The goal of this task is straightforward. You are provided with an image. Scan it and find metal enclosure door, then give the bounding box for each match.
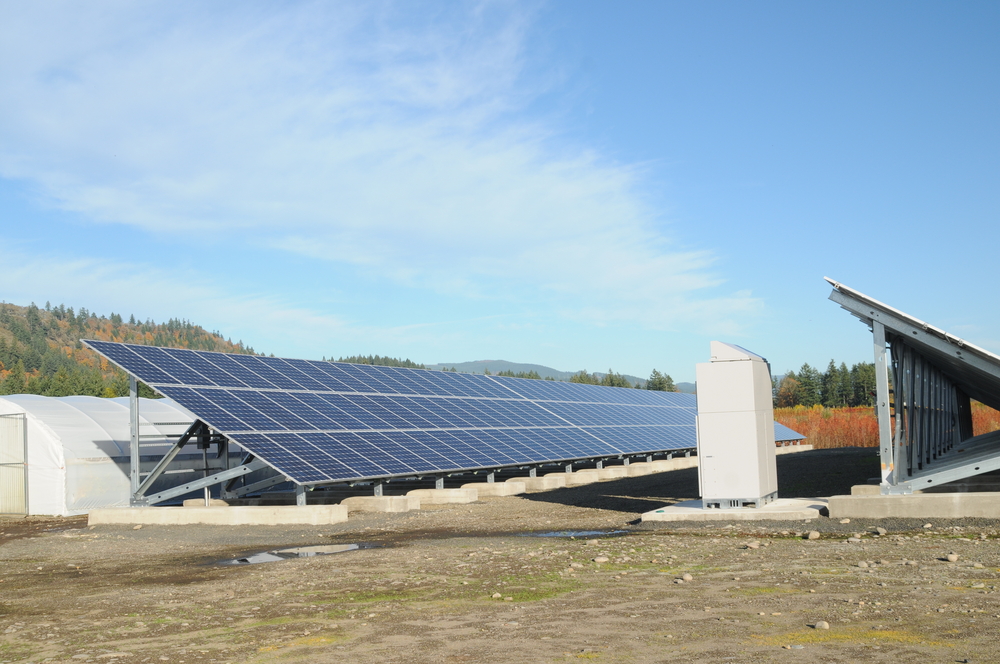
[0,413,28,515]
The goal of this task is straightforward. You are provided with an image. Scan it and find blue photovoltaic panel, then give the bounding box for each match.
[83,340,804,485]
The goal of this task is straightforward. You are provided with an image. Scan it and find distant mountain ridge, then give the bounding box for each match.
[428,359,695,392]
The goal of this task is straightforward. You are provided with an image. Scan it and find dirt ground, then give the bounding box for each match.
[3,448,1000,663]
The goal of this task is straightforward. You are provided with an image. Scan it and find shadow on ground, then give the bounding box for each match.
[517,448,880,515]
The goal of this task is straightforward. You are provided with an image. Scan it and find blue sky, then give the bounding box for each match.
[1,1,997,382]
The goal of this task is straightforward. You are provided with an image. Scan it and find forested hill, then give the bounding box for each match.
[0,302,258,397]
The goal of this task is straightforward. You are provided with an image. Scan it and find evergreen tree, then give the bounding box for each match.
[646,369,677,392]
[599,369,632,388]
[569,370,600,385]
[850,362,877,407]
[796,363,822,407]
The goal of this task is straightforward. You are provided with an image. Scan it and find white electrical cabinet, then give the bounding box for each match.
[696,341,778,508]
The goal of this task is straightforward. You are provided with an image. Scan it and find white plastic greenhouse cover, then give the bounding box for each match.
[0,395,196,516]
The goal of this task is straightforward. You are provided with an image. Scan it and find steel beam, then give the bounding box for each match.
[224,472,290,498]
[129,376,140,501]
[141,459,267,505]
[872,321,894,486]
[133,421,205,499]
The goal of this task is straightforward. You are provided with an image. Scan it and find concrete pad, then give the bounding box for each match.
[776,444,814,455]
[182,498,229,507]
[406,488,478,504]
[516,475,567,492]
[461,481,525,497]
[828,492,1000,519]
[563,469,601,486]
[88,505,348,526]
[641,498,827,522]
[625,463,654,477]
[596,466,629,481]
[340,496,419,513]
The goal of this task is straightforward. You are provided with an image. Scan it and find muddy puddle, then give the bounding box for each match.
[220,542,380,565]
[519,529,631,539]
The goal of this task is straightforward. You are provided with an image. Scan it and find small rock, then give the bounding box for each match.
[858,561,869,568]
[585,539,599,546]
[906,561,918,567]
[807,531,820,540]
[682,573,693,582]
[876,527,887,536]
[570,562,584,568]
[593,556,609,563]
[771,612,782,616]
[132,524,143,530]
[972,583,985,589]
[745,541,760,550]
[947,553,959,563]
[814,621,830,630]
[491,592,502,599]
[674,579,684,584]
[847,537,862,544]
[923,523,933,529]
[973,563,984,569]
[504,597,513,601]
[839,518,851,524]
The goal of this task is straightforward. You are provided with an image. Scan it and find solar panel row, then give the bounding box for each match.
[84,340,800,487]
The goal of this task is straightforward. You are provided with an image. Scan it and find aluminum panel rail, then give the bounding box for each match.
[827,278,1000,493]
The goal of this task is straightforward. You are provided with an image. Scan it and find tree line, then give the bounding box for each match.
[0,302,257,398]
[775,360,877,408]
[569,368,677,391]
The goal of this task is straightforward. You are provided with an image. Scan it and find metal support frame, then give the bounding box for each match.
[528,467,537,478]
[295,484,307,506]
[829,278,1000,493]
[486,471,495,483]
[564,463,573,473]
[224,472,289,499]
[373,480,384,497]
[873,321,894,486]
[133,420,207,502]
[141,459,268,505]
[435,476,445,490]
[129,377,140,498]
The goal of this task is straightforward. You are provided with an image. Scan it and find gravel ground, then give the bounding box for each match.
[2,447,1000,663]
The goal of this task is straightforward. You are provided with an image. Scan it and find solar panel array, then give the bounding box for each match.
[84,340,801,485]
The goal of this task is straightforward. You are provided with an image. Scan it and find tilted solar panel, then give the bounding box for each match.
[84,340,802,485]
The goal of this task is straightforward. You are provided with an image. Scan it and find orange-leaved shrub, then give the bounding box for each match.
[774,402,1000,449]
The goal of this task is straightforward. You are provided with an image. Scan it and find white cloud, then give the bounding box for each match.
[0,0,760,333]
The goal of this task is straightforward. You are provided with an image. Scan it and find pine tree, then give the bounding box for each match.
[796,363,822,407]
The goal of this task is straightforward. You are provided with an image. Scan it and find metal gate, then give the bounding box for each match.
[0,413,27,515]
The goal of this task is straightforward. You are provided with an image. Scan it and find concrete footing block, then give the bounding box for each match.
[461,481,525,497]
[596,467,629,481]
[625,463,654,477]
[562,469,601,486]
[406,488,478,504]
[641,498,827,522]
[851,484,881,496]
[340,496,420,513]
[649,457,697,472]
[182,498,229,507]
[88,505,348,526]
[828,492,1000,519]
[516,475,567,492]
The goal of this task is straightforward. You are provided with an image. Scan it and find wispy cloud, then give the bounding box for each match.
[0,1,760,334]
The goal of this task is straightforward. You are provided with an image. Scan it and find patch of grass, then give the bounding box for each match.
[489,572,582,601]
